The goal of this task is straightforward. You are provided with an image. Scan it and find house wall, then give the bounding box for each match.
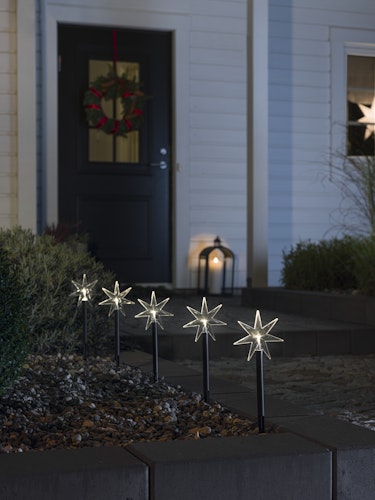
[268,0,375,285]
[39,0,248,290]
[0,0,17,229]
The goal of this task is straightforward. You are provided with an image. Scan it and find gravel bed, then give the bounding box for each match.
[0,354,277,454]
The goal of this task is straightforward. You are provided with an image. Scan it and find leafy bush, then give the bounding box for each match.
[0,247,29,395]
[0,226,116,354]
[350,236,375,296]
[281,236,358,291]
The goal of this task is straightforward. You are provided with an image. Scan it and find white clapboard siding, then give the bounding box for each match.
[189,0,247,288]
[268,0,375,285]
[0,1,16,229]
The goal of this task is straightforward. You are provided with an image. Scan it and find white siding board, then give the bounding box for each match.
[0,11,14,31]
[47,0,190,14]
[0,114,15,133]
[190,81,247,99]
[191,225,245,240]
[291,8,375,30]
[190,112,246,130]
[0,73,16,93]
[191,15,246,34]
[269,54,330,72]
[189,32,246,51]
[190,96,246,114]
[270,101,328,118]
[0,95,16,113]
[190,161,245,177]
[190,128,247,146]
[190,47,245,67]
[0,134,15,153]
[191,0,246,18]
[190,176,245,191]
[269,69,330,88]
[0,174,15,194]
[269,21,328,41]
[269,38,329,57]
[0,154,15,174]
[190,209,245,225]
[191,192,246,207]
[270,117,330,134]
[272,0,375,11]
[0,32,15,52]
[0,53,16,72]
[190,145,246,162]
[269,84,329,103]
[191,63,246,83]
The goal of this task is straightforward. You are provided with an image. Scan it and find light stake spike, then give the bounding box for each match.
[233,309,283,433]
[99,281,135,366]
[71,273,98,359]
[183,297,227,402]
[135,291,174,382]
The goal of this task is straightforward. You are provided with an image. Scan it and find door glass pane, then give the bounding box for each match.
[88,59,140,163]
[347,55,375,156]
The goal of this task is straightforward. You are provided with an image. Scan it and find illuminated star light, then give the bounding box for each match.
[99,281,134,316]
[135,291,174,330]
[183,297,227,342]
[357,97,375,140]
[234,310,283,361]
[71,273,98,306]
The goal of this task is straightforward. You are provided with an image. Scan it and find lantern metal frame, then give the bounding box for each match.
[197,236,235,296]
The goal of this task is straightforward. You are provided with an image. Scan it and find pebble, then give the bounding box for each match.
[0,355,277,454]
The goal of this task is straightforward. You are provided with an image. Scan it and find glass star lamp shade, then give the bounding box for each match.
[135,291,174,330]
[71,273,98,306]
[99,281,134,316]
[183,296,226,342]
[233,309,283,361]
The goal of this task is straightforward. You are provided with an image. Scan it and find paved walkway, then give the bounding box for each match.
[122,292,374,358]
[121,292,375,433]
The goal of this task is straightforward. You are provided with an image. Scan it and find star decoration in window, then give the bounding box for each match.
[183,297,226,342]
[71,273,98,306]
[135,291,174,330]
[233,310,283,361]
[357,97,375,140]
[99,281,134,316]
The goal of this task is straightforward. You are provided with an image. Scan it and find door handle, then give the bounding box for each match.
[149,161,167,170]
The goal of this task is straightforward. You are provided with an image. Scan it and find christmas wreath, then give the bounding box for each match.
[83,67,150,137]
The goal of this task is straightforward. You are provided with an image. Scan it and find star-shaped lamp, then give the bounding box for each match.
[99,281,134,316]
[135,291,174,330]
[183,297,226,342]
[234,310,283,361]
[357,97,375,140]
[71,273,97,306]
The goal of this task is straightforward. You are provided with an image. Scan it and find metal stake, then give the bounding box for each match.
[256,350,265,433]
[202,331,210,403]
[152,322,159,382]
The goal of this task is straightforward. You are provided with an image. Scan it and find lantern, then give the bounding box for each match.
[197,236,235,296]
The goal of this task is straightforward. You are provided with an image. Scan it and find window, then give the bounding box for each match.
[347,55,375,156]
[88,59,140,163]
[331,28,375,159]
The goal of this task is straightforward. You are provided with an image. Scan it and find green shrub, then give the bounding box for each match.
[0,226,116,354]
[350,236,375,296]
[281,236,358,291]
[0,247,29,395]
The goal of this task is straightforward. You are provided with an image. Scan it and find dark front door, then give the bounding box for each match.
[58,24,171,283]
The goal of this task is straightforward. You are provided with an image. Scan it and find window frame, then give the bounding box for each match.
[331,28,375,160]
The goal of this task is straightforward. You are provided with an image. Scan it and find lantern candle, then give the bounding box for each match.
[209,255,223,295]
